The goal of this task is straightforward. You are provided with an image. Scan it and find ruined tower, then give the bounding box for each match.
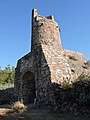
[15,9,87,106]
[31,9,62,51]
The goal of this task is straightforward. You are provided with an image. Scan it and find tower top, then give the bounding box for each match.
[32,9,38,18]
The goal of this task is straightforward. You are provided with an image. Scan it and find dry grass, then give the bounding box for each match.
[10,101,27,113]
[0,108,10,116]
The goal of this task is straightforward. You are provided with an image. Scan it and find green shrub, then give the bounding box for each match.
[61,77,72,89]
[77,73,90,81]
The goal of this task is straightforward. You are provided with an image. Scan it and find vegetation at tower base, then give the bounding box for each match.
[0,65,15,84]
[10,101,27,113]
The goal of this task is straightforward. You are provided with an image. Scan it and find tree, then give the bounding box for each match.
[0,65,15,84]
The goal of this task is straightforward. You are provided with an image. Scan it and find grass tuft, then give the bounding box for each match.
[10,101,27,113]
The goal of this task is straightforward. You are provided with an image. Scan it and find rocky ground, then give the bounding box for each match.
[0,104,90,120]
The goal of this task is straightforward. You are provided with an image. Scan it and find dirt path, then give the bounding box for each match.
[0,104,90,120]
[0,109,8,116]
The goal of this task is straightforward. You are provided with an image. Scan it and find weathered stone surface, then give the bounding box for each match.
[14,9,90,108]
[52,79,90,114]
[0,87,15,104]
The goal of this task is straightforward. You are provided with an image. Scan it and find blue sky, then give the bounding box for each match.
[0,0,90,69]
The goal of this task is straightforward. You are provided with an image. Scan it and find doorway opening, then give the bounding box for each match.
[22,71,36,104]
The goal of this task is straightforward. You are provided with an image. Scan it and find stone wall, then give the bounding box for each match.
[15,53,35,103]
[0,87,15,104]
[50,79,90,114]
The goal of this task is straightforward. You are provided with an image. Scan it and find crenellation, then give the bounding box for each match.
[32,9,38,18]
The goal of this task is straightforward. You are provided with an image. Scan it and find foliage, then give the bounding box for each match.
[61,77,72,89]
[77,73,90,81]
[0,65,15,84]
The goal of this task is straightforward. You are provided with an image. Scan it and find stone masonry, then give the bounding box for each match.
[15,9,90,106]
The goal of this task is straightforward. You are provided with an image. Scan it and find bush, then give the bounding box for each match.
[77,73,90,81]
[61,77,72,89]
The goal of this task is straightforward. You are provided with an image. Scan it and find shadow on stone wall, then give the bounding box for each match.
[0,87,16,105]
[50,79,90,114]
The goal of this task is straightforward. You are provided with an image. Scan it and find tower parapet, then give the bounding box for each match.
[31,9,62,52]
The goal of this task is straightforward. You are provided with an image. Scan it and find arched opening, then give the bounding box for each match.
[22,71,36,104]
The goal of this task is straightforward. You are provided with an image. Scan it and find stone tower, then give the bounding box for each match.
[31,9,62,52]
[15,9,87,106]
